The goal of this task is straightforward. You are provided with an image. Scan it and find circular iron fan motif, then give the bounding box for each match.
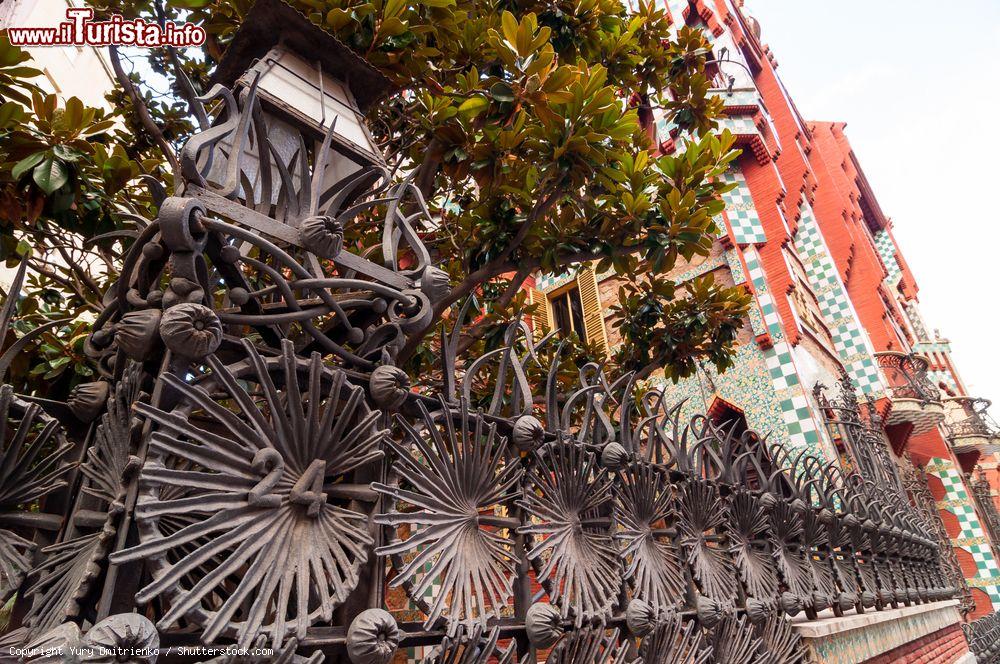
[111,339,387,648]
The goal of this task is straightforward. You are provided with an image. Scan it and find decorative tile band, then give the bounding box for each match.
[873,229,903,286]
[720,167,767,245]
[794,600,964,664]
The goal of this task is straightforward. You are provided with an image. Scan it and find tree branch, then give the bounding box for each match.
[453,267,531,356]
[52,243,104,307]
[108,45,181,178]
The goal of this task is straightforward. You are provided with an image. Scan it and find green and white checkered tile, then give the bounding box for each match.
[905,302,930,341]
[764,342,800,391]
[928,457,1000,607]
[729,246,829,460]
[721,168,767,245]
[792,203,883,396]
[718,115,761,139]
[987,585,1000,609]
[777,388,823,452]
[874,229,903,286]
[927,369,958,393]
[742,247,785,341]
[405,543,444,663]
[762,339,827,457]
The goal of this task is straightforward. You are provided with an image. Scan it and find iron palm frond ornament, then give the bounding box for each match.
[373,400,522,631]
[613,462,686,614]
[110,339,387,648]
[638,613,712,664]
[544,628,633,664]
[0,385,74,602]
[708,616,762,664]
[756,615,807,664]
[79,361,145,509]
[520,443,622,626]
[675,479,737,606]
[20,529,114,636]
[727,490,778,602]
[418,625,516,664]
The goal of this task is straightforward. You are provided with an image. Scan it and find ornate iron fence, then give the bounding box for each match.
[964,610,1000,662]
[0,305,958,662]
[0,60,957,663]
[813,372,903,496]
[972,467,1000,561]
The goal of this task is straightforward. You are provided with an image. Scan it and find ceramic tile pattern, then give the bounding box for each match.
[792,203,884,396]
[720,168,768,245]
[801,602,964,664]
[725,248,747,285]
[873,229,903,286]
[926,457,1000,608]
[535,268,578,293]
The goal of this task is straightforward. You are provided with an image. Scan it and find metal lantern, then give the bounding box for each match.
[181,0,394,220]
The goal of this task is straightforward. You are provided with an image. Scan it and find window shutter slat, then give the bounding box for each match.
[527,287,552,339]
[576,268,609,357]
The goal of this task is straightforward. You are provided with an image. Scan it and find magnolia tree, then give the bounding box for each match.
[0,0,748,400]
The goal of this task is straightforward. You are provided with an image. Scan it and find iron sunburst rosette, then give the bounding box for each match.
[612,462,686,613]
[519,442,622,626]
[373,399,522,632]
[111,339,387,648]
[0,385,74,603]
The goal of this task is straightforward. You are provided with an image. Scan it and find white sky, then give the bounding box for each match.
[744,0,1000,413]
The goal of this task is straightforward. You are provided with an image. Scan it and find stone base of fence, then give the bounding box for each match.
[790,600,971,663]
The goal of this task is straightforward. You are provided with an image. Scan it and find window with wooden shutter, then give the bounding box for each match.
[576,267,609,357]
[526,287,552,340]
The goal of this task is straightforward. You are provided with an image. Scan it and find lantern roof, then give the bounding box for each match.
[211,0,394,112]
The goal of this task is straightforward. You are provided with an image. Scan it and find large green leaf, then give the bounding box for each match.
[32,156,70,194]
[11,152,45,181]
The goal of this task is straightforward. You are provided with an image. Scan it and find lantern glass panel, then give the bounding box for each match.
[247,48,379,160]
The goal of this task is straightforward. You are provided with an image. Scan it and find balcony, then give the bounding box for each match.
[944,397,1000,454]
[708,79,776,165]
[874,351,944,433]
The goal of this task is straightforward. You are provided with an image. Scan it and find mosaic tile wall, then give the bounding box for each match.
[725,248,746,285]
[720,168,767,245]
[874,229,903,286]
[927,369,960,394]
[741,247,828,458]
[643,342,793,452]
[717,115,765,143]
[926,456,1000,608]
[792,202,884,396]
[535,267,579,293]
[905,302,930,341]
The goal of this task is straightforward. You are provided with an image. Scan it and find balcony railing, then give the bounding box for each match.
[874,351,944,434]
[945,397,1000,439]
[874,351,940,404]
